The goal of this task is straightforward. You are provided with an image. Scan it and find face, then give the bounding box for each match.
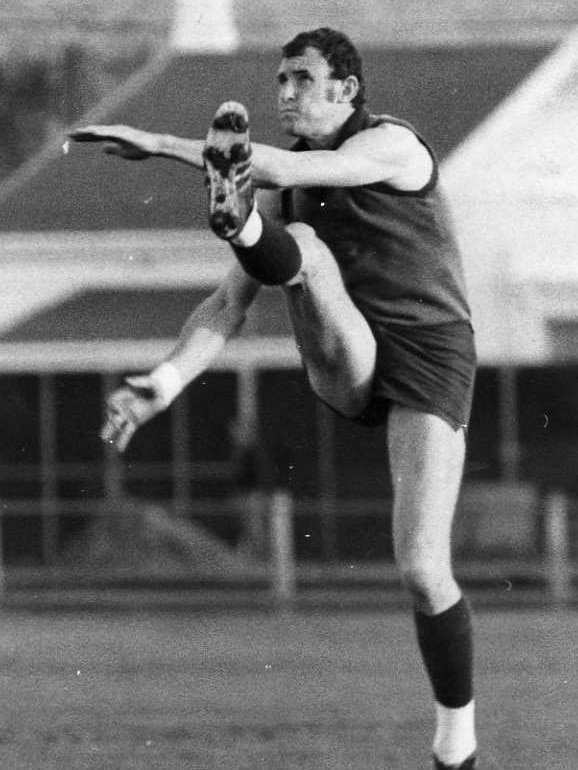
[277,47,353,145]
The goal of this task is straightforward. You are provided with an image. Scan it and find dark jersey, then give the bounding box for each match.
[282,108,471,328]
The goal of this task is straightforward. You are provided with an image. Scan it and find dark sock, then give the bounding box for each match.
[231,215,302,286]
[414,596,474,708]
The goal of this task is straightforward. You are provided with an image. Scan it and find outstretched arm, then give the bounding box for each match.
[102,264,261,452]
[68,124,207,170]
[70,119,431,191]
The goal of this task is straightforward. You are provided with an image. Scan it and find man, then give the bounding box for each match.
[71,28,478,770]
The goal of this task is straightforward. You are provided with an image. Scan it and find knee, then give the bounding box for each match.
[396,555,452,604]
[284,222,332,278]
[285,221,317,246]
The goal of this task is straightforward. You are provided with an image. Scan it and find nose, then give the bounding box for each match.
[279,80,296,103]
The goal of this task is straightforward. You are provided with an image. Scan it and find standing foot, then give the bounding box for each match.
[433,752,477,769]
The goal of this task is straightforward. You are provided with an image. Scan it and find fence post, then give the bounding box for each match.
[543,490,571,605]
[0,504,4,601]
[270,489,296,606]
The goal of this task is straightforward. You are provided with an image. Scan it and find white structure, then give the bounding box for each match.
[170,0,239,53]
[444,26,578,364]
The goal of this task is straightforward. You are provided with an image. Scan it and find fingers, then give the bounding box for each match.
[100,380,160,452]
[69,126,117,143]
[69,134,149,161]
[103,142,150,161]
[125,375,156,395]
[114,420,137,454]
[103,143,124,155]
[69,126,151,160]
[100,387,141,453]
[101,404,138,453]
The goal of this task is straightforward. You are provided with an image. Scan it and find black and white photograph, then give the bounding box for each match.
[0,2,576,768]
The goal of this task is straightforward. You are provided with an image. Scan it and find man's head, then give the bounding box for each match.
[282,28,366,108]
[277,28,366,146]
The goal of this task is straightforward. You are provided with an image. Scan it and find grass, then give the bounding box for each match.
[0,604,576,769]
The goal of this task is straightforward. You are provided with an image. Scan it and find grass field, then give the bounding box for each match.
[0,604,576,769]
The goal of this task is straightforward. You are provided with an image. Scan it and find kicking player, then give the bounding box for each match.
[71,27,478,770]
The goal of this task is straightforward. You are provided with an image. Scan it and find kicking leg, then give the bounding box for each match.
[204,101,377,416]
[388,405,476,769]
[281,221,377,417]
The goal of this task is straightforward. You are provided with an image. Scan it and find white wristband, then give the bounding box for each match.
[150,362,183,407]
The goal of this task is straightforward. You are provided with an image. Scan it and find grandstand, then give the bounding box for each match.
[0,1,575,602]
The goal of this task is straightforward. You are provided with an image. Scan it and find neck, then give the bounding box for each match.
[306,105,356,149]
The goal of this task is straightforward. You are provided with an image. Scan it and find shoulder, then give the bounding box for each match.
[341,117,425,161]
[368,112,416,132]
[343,112,436,191]
[364,114,422,147]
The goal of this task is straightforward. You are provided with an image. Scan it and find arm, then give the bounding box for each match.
[253,122,434,190]
[166,264,260,383]
[70,121,431,190]
[102,264,261,451]
[68,124,207,170]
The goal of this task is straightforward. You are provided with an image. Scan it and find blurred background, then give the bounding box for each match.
[0,0,577,606]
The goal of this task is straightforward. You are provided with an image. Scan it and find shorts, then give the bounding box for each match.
[350,319,477,431]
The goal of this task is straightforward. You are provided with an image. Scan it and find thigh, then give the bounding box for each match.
[282,222,377,417]
[388,404,466,566]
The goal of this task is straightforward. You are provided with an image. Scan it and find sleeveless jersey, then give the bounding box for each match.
[281,108,471,328]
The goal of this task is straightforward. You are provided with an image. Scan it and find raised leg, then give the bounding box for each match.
[281,221,377,418]
[203,102,377,417]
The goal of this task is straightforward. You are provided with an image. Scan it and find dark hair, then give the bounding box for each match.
[282,27,366,108]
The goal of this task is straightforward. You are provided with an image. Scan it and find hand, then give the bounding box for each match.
[101,375,169,453]
[68,124,159,161]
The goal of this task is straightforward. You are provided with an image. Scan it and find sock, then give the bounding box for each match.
[414,596,476,765]
[433,701,476,766]
[232,204,262,247]
[414,596,473,708]
[230,214,302,286]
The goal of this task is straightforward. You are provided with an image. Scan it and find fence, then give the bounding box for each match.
[0,366,577,606]
[0,486,575,608]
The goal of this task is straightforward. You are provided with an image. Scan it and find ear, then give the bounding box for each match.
[340,75,359,104]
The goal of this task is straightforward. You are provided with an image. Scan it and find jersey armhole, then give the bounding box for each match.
[370,115,439,197]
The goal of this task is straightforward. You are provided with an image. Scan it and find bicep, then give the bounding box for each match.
[338,124,426,185]
[284,124,433,188]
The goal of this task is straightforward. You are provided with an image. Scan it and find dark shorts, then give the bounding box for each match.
[350,319,477,431]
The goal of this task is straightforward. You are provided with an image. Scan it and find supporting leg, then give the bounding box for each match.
[388,405,476,767]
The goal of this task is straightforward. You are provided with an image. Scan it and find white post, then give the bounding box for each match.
[270,490,296,606]
[544,491,571,605]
